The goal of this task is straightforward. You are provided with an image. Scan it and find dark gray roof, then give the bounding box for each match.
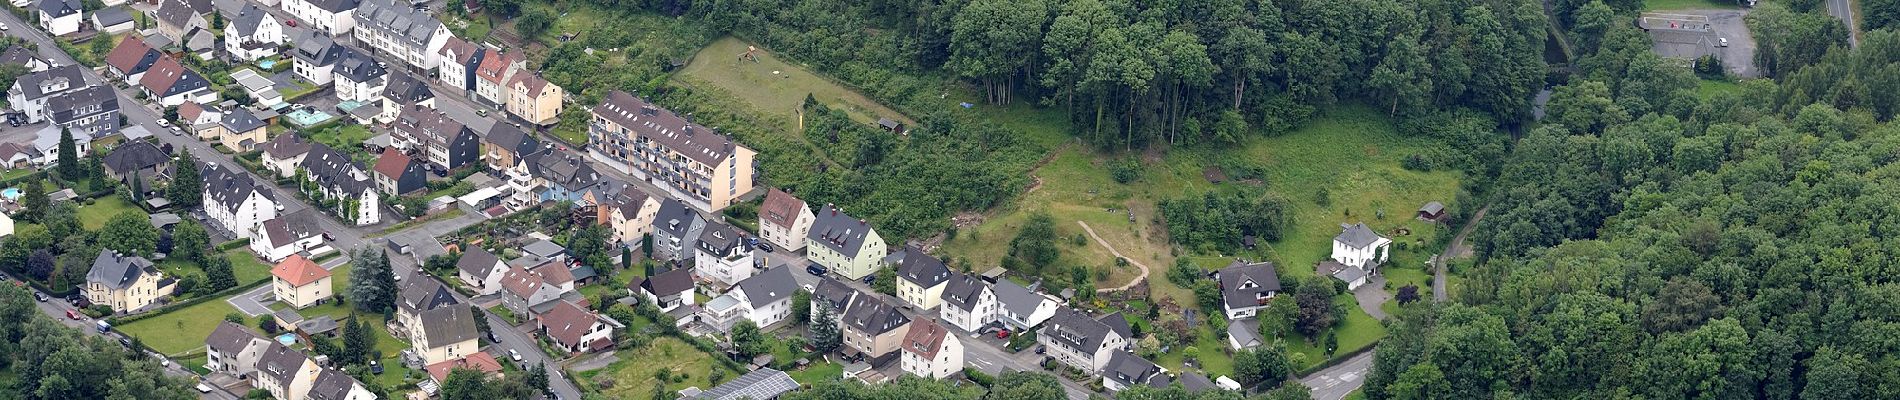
[299,143,372,194]
[842,293,910,335]
[333,47,385,83]
[694,368,798,400]
[257,342,309,385]
[887,246,949,288]
[398,279,459,313]
[12,65,84,102]
[652,198,705,240]
[636,266,694,296]
[696,221,743,256]
[455,247,500,278]
[155,0,205,29]
[93,7,133,27]
[939,273,987,310]
[291,35,344,67]
[352,0,443,46]
[529,148,599,191]
[260,132,314,159]
[259,209,322,246]
[87,249,156,290]
[1217,260,1280,310]
[1179,372,1216,393]
[1099,312,1131,340]
[103,141,168,175]
[306,0,360,13]
[594,90,741,166]
[483,123,536,154]
[382,72,433,105]
[228,4,270,37]
[1335,223,1383,249]
[810,277,858,313]
[305,368,362,400]
[808,204,875,258]
[1103,350,1168,389]
[0,45,39,67]
[417,303,479,345]
[993,279,1045,318]
[1227,318,1262,349]
[1043,307,1117,354]
[45,85,119,126]
[205,321,263,355]
[219,107,265,133]
[203,161,274,214]
[522,239,565,259]
[296,315,339,335]
[38,0,80,18]
[735,265,796,308]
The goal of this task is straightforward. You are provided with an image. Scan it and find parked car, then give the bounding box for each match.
[285,19,297,27]
[756,242,774,253]
[65,309,79,320]
[33,292,45,302]
[1,23,10,31]
[996,329,1010,339]
[806,264,828,276]
[369,361,383,374]
[861,274,875,284]
[509,349,523,362]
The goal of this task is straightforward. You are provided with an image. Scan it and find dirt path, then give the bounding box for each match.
[1076,221,1151,293]
[1433,205,1489,302]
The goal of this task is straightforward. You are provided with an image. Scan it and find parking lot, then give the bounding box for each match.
[1644,10,1759,78]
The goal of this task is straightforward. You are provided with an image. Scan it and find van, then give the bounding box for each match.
[95,320,111,333]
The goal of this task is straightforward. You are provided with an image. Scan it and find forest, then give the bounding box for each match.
[1361,0,1900,398]
[0,285,198,399]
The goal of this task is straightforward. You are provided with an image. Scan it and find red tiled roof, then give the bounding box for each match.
[510,72,550,95]
[270,254,331,287]
[437,37,478,63]
[104,36,152,72]
[138,56,188,93]
[475,51,515,84]
[500,266,543,298]
[759,189,805,230]
[424,352,502,383]
[535,300,599,348]
[371,151,413,179]
[178,101,204,121]
[902,318,950,360]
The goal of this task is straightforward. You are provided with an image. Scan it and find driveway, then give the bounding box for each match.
[1352,276,1390,321]
[227,283,276,317]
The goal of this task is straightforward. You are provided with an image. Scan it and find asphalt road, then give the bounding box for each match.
[1828,0,1860,48]
[1299,351,1374,400]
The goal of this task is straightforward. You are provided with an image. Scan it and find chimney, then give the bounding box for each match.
[859,219,866,226]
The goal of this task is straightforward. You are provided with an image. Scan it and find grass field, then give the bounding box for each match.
[77,195,139,231]
[677,37,915,128]
[577,336,742,396]
[1696,79,1744,99]
[116,297,242,356]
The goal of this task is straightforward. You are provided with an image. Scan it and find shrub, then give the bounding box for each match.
[1109,157,1142,184]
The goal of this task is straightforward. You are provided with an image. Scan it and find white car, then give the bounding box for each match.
[509,349,522,362]
[157,119,171,128]
[1718,38,1729,47]
[1,23,10,31]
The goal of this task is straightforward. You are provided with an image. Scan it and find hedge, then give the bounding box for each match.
[107,278,270,326]
[217,238,252,251]
[0,170,46,187]
[1296,340,1381,377]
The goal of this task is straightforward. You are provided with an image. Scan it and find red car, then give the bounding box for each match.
[285,19,297,27]
[995,329,1010,339]
[65,309,80,320]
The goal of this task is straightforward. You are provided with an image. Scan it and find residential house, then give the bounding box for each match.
[807,204,887,281]
[454,247,506,296]
[391,104,480,170]
[84,249,170,312]
[290,35,345,85]
[398,282,479,365]
[178,101,219,131]
[138,56,215,106]
[180,27,219,60]
[204,321,271,377]
[588,91,757,212]
[631,266,694,313]
[526,147,603,205]
[649,198,707,262]
[91,7,135,34]
[104,36,162,83]
[270,254,334,309]
[0,142,38,169]
[809,277,858,323]
[534,300,621,354]
[993,279,1057,331]
[1328,223,1389,289]
[471,50,520,105]
[250,209,323,262]
[480,123,535,171]
[498,263,580,317]
[603,188,657,248]
[694,221,754,288]
[258,133,314,177]
[28,124,88,167]
[938,273,998,333]
[1178,372,1220,394]
[694,368,799,400]
[1037,308,1130,372]
[1101,351,1169,392]
[899,318,963,380]
[153,0,208,43]
[281,0,359,36]
[224,4,284,61]
[757,189,814,253]
[370,151,426,195]
[395,279,458,335]
[700,265,795,334]
[423,353,502,390]
[0,46,50,72]
[306,367,377,400]
[436,37,481,93]
[45,85,121,137]
[332,48,386,103]
[350,0,450,71]
[8,65,84,123]
[203,161,279,234]
[208,107,268,151]
[1215,260,1281,319]
[101,140,170,186]
[378,72,434,123]
[297,143,382,225]
[505,72,562,126]
[522,239,568,262]
[252,343,319,400]
[839,292,912,365]
[889,246,950,311]
[37,0,82,36]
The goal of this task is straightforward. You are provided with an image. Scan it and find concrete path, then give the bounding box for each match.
[227,284,276,317]
[1353,276,1391,321]
[1076,221,1150,293]
[1434,206,1488,303]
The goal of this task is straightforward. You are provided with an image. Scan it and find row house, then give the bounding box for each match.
[602,187,657,248]
[332,48,386,103]
[280,0,359,36]
[104,36,162,84]
[648,198,707,262]
[757,189,814,253]
[297,144,382,225]
[250,209,324,263]
[291,35,345,86]
[370,151,426,195]
[587,90,757,212]
[203,162,279,237]
[396,280,480,365]
[45,84,121,138]
[506,72,563,127]
[390,104,478,170]
[436,37,484,94]
[378,72,435,124]
[471,50,522,106]
[8,65,84,124]
[808,204,886,280]
[217,335,374,400]
[350,0,450,71]
[480,123,536,172]
[498,261,582,317]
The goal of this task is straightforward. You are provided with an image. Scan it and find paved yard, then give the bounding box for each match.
[227,283,276,317]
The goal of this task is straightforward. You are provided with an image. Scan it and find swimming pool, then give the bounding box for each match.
[275,333,297,346]
[258,59,277,70]
[0,187,19,200]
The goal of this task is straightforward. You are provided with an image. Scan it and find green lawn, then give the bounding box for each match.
[308,125,374,152]
[0,168,32,181]
[677,37,914,127]
[115,297,242,356]
[787,361,842,385]
[1282,293,1387,371]
[548,127,587,146]
[576,336,741,396]
[76,195,139,231]
[1643,0,1740,10]
[1155,326,1239,377]
[282,265,419,388]
[1695,79,1743,99]
[225,249,274,286]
